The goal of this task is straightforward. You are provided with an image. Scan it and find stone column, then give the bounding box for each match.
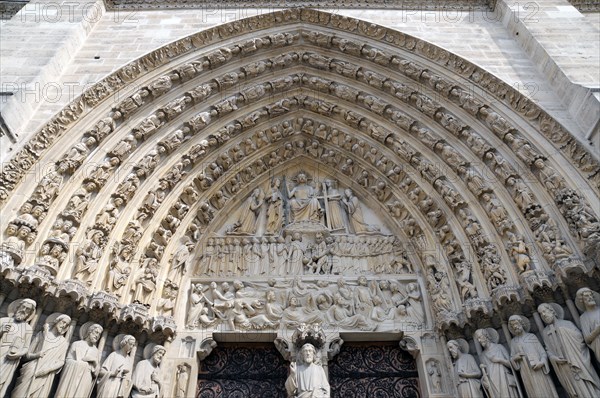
[401,333,456,398]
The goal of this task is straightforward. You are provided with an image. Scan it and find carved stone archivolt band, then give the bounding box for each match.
[0,8,599,398]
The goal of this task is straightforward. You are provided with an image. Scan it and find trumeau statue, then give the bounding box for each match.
[474,328,521,398]
[131,344,166,398]
[538,303,600,398]
[447,339,482,398]
[0,298,36,397]
[11,313,71,398]
[575,287,600,362]
[55,322,103,398]
[97,334,136,398]
[507,315,558,398]
[285,343,330,398]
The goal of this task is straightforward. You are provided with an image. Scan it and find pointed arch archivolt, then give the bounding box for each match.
[1,8,598,337]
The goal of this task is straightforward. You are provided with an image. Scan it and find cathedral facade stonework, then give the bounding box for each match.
[0,2,598,397]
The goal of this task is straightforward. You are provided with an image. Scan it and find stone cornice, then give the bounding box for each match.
[103,0,494,11]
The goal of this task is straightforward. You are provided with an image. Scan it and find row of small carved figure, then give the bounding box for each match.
[448,287,600,398]
[0,298,188,398]
[185,278,425,332]
[197,234,410,276]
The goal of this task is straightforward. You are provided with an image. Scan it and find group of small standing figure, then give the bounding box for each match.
[448,287,600,398]
[0,298,172,398]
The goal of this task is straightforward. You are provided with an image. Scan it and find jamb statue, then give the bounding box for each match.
[55,322,103,398]
[11,313,71,398]
[0,298,37,397]
[131,344,166,398]
[576,287,600,362]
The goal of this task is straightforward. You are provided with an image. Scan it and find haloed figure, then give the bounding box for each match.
[12,313,71,398]
[55,322,103,398]
[285,343,330,398]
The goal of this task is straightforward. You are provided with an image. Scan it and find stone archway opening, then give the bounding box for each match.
[328,342,420,398]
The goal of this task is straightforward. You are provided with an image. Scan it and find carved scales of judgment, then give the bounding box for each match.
[0,7,599,398]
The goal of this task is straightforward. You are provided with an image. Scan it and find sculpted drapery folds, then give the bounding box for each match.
[287,173,322,223]
[507,315,558,398]
[97,334,136,398]
[1,9,600,398]
[0,299,36,397]
[266,178,284,235]
[447,339,483,398]
[323,180,346,232]
[575,287,600,362]
[285,343,330,398]
[55,322,103,398]
[342,189,378,234]
[131,344,166,398]
[474,328,520,398]
[11,313,71,398]
[538,303,600,398]
[228,188,264,234]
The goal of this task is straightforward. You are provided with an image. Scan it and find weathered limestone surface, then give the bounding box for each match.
[0,4,599,398]
[1,2,598,160]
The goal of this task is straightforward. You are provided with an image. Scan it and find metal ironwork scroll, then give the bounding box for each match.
[329,343,421,398]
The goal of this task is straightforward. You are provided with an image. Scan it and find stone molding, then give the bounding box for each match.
[103,0,494,11]
[1,8,597,205]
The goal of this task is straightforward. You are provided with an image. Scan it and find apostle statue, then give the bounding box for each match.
[507,315,558,398]
[287,173,322,223]
[0,298,36,397]
[474,328,520,398]
[447,339,483,398]
[575,287,600,362]
[538,303,600,397]
[131,344,166,398]
[97,334,136,398]
[11,313,71,398]
[285,343,330,398]
[55,322,103,398]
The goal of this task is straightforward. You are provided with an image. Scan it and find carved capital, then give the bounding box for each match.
[57,279,90,305]
[197,337,217,361]
[89,291,121,317]
[274,336,292,361]
[464,297,493,318]
[292,323,327,349]
[325,336,344,360]
[399,336,420,359]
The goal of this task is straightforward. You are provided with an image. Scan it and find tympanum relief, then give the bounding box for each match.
[185,277,424,332]
[186,171,423,334]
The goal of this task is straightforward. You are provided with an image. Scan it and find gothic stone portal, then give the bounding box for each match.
[196,343,420,398]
